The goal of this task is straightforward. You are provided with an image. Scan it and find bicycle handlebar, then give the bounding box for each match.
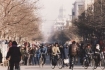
[52,53,61,55]
[87,53,94,55]
[57,53,61,55]
[41,53,46,54]
[95,52,100,54]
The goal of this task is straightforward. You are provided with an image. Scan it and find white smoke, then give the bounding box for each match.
[41,20,54,43]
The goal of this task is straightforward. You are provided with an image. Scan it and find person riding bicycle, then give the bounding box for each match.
[84,44,92,64]
[40,43,47,65]
[51,43,60,65]
[94,44,101,67]
[6,41,21,70]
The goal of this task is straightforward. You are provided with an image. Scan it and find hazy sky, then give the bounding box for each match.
[36,0,76,40]
[38,0,75,20]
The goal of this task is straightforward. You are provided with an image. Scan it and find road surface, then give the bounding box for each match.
[0,55,104,70]
[0,65,104,70]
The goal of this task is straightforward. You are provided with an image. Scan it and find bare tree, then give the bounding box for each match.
[0,0,42,42]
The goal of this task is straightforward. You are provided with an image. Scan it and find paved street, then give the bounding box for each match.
[0,65,105,70]
[1,55,104,70]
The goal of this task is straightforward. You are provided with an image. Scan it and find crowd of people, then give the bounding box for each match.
[0,39,105,70]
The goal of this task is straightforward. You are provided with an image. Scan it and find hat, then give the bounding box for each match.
[12,41,17,45]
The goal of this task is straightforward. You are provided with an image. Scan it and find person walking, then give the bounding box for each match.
[31,46,36,65]
[36,46,41,65]
[0,49,2,64]
[68,41,78,69]
[6,41,21,70]
[62,44,69,67]
[29,47,33,65]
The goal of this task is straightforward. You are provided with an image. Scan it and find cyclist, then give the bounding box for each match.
[51,43,60,65]
[94,44,101,67]
[80,43,85,65]
[84,44,92,65]
[6,41,21,70]
[48,44,53,61]
[40,43,47,65]
[68,41,78,69]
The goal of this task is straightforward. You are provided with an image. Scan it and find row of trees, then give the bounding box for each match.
[74,0,105,42]
[44,0,105,43]
[49,23,80,44]
[0,0,42,42]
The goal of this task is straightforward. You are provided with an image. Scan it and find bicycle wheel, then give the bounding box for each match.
[100,59,105,70]
[57,58,63,69]
[103,60,105,70]
[39,58,43,67]
[92,59,97,70]
[83,60,88,69]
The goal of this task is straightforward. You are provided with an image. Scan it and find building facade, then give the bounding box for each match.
[72,0,85,21]
[72,0,94,21]
[54,6,71,31]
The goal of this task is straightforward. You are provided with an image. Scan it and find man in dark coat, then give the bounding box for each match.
[68,41,78,69]
[6,41,21,70]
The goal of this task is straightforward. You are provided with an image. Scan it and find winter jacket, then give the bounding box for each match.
[6,47,21,62]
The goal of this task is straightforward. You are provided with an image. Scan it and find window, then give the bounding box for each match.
[72,12,75,15]
[78,5,84,15]
[78,5,84,10]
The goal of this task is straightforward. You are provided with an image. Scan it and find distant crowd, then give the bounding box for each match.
[0,38,105,69]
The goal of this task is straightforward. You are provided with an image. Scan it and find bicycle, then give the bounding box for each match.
[57,54,63,69]
[92,52,105,70]
[50,55,57,69]
[50,53,63,69]
[83,54,90,69]
[83,53,94,69]
[39,53,45,67]
[99,52,105,70]
[100,57,105,70]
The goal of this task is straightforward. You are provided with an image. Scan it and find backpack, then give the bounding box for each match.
[71,44,77,53]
